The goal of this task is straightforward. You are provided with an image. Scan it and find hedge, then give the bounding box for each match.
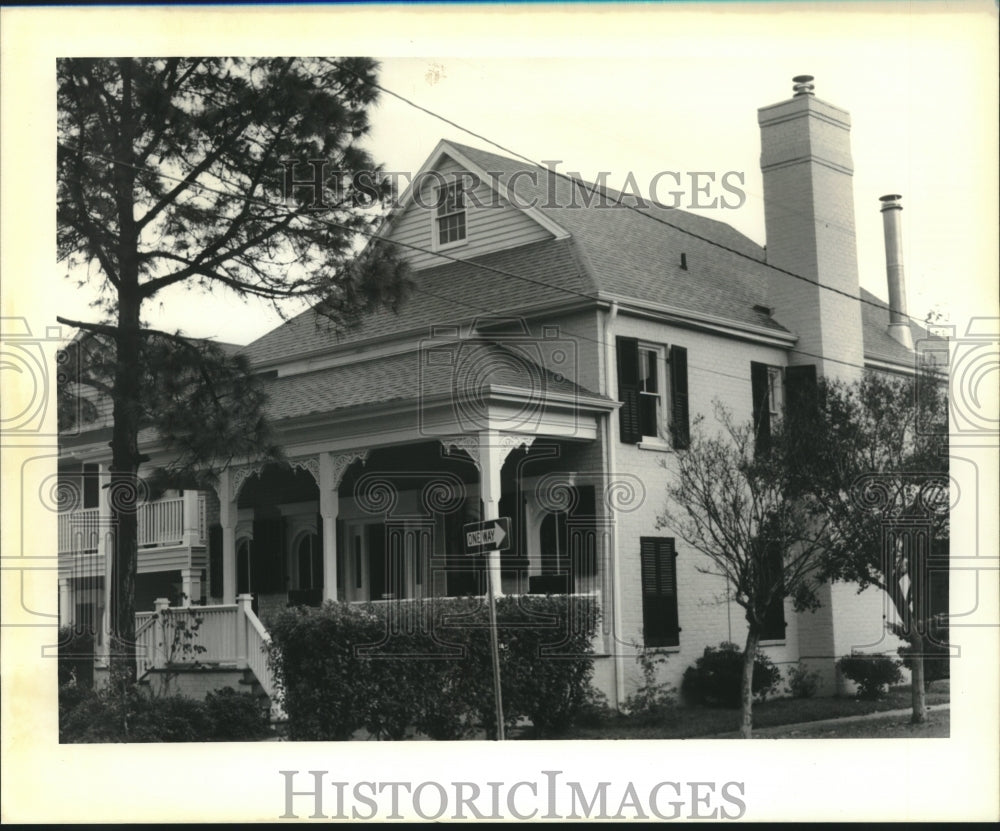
[267,594,599,740]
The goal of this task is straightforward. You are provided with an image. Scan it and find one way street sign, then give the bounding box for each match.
[463,518,511,555]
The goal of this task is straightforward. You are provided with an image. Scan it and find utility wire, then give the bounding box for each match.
[341,67,932,330]
[58,141,933,380]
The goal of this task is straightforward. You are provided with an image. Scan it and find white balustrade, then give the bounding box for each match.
[59,497,195,553]
[137,497,184,547]
[135,612,158,677]
[57,507,100,553]
[132,599,281,717]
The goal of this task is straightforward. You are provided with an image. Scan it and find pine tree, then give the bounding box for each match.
[57,57,411,685]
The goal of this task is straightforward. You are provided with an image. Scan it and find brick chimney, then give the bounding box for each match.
[758,76,864,380]
[879,194,914,349]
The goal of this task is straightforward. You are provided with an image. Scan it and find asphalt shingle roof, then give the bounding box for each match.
[261,339,606,422]
[447,141,934,366]
[242,236,595,366]
[244,138,933,376]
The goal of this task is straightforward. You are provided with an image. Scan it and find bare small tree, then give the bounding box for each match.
[658,405,831,738]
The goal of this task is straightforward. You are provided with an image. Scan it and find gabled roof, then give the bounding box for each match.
[242,137,932,372]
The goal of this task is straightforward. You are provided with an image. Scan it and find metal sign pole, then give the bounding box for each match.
[464,518,511,741]
[486,558,505,741]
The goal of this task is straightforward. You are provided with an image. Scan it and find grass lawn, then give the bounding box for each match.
[754,709,949,739]
[546,681,950,740]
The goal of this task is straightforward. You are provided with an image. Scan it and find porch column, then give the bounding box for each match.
[181,489,202,549]
[478,430,505,597]
[152,597,170,669]
[180,568,202,606]
[320,451,370,603]
[318,452,339,603]
[59,578,72,627]
[217,469,238,603]
[235,593,252,668]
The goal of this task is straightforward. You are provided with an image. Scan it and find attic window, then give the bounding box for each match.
[436,181,467,246]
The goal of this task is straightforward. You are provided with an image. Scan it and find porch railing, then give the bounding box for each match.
[59,494,206,554]
[133,595,281,716]
[137,497,184,547]
[58,508,100,554]
[135,612,158,678]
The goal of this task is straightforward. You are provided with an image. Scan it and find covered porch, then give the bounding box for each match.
[208,431,613,620]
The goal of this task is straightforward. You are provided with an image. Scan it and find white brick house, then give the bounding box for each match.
[58,76,933,706]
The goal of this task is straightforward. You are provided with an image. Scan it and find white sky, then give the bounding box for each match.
[26,5,999,348]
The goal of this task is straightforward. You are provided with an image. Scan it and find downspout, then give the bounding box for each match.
[603,301,627,708]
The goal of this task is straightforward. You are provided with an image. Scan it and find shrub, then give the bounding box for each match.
[127,694,214,742]
[897,639,950,691]
[204,687,271,740]
[622,648,678,726]
[785,663,821,699]
[57,625,95,689]
[574,684,615,728]
[60,684,210,743]
[837,654,903,700]
[267,594,599,740]
[59,684,270,742]
[681,642,781,708]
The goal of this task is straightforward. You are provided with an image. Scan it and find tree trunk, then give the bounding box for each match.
[740,628,760,739]
[108,291,142,688]
[910,634,927,724]
[108,58,141,689]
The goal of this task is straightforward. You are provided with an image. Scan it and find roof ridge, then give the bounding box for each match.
[442,138,765,256]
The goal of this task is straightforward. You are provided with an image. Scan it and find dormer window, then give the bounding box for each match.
[436,181,467,246]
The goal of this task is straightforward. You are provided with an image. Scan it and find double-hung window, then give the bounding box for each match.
[638,345,664,440]
[617,336,689,449]
[751,362,785,452]
[435,181,466,247]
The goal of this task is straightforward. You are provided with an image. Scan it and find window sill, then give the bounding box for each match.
[637,439,673,453]
[758,639,787,647]
[433,237,469,254]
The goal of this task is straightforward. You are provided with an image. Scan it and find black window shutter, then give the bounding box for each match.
[785,364,818,418]
[669,346,690,450]
[82,463,100,509]
[785,364,819,452]
[616,336,642,443]
[750,362,772,453]
[761,542,787,640]
[208,524,223,599]
[640,537,680,647]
